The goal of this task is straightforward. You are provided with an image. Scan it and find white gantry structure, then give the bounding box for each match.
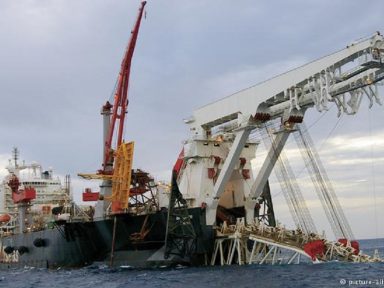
[210,219,381,265]
[177,33,384,230]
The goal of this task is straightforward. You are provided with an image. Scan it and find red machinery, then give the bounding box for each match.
[303,240,326,261]
[338,238,360,255]
[8,174,36,204]
[101,1,147,174]
[80,1,151,213]
[82,188,100,202]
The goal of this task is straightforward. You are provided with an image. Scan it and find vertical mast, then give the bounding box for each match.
[102,1,147,174]
[12,147,19,168]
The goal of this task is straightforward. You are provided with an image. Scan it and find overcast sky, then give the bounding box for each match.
[0,0,383,240]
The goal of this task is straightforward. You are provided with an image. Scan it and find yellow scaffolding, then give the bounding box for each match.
[109,141,134,210]
[78,141,134,211]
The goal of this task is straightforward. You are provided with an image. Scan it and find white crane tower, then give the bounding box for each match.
[177,33,384,232]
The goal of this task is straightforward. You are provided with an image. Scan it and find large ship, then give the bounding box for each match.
[1,1,384,269]
[0,148,208,268]
[0,2,212,268]
[0,148,93,268]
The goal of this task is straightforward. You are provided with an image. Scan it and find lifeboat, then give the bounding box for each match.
[0,214,11,223]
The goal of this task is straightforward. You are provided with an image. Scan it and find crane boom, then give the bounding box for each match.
[177,32,384,226]
[102,0,147,173]
[187,33,384,135]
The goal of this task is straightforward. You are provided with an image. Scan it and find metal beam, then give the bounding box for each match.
[205,127,252,225]
[245,128,291,223]
[189,34,384,131]
[213,127,252,198]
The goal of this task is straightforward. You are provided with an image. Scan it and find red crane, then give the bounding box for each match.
[101,1,147,174]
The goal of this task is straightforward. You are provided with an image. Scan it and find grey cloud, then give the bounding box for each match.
[1,0,384,239]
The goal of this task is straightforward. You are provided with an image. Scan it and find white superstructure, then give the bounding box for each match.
[178,33,384,230]
[0,148,68,214]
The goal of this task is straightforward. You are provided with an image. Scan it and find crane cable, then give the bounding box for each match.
[295,121,354,240]
[248,106,332,153]
[295,111,342,178]
[259,119,317,234]
[368,108,379,240]
[259,108,334,201]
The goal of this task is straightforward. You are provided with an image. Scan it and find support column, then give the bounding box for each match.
[245,128,291,223]
[206,127,252,225]
[101,101,112,167]
[18,204,26,234]
[96,102,113,218]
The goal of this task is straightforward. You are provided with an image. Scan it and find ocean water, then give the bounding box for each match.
[1,239,383,288]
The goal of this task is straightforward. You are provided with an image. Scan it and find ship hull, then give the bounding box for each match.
[0,207,212,269]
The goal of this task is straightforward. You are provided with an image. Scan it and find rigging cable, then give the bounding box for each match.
[294,120,355,239]
[368,108,379,240]
[260,120,317,234]
[295,113,343,178]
